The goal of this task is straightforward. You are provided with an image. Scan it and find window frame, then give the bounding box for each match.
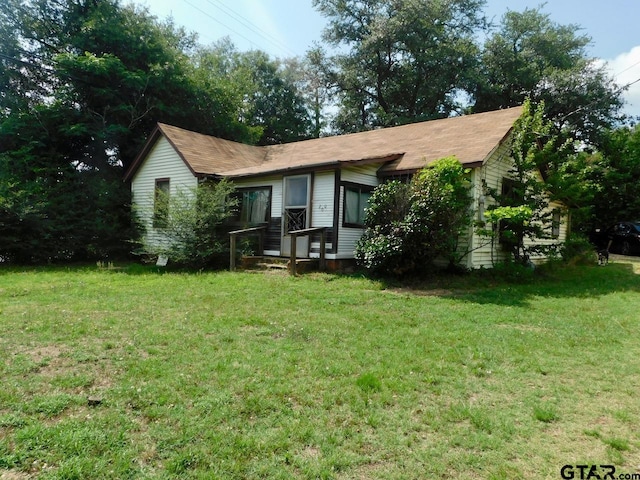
[342,182,374,228]
[153,178,170,228]
[551,209,561,238]
[233,186,272,225]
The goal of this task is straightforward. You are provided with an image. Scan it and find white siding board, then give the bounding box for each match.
[311,171,335,228]
[131,136,197,247]
[466,142,513,268]
[308,172,335,253]
[341,164,380,186]
[464,139,568,269]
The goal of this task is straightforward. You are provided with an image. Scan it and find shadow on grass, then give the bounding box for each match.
[379,261,640,307]
[3,259,640,309]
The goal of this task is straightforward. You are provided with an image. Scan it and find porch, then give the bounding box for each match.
[229,226,327,275]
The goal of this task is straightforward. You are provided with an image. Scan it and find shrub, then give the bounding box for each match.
[144,180,237,268]
[561,233,596,265]
[355,157,472,276]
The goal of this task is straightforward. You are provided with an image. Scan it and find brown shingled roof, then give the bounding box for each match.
[157,123,266,175]
[125,107,522,181]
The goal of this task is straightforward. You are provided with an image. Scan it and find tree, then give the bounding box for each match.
[480,99,569,264]
[285,48,331,138]
[355,157,473,275]
[312,0,487,132]
[0,107,137,263]
[192,42,313,145]
[236,50,313,145]
[0,0,257,263]
[587,124,640,229]
[473,6,624,147]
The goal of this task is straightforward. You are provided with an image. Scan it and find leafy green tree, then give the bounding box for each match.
[587,124,640,229]
[192,41,312,145]
[480,99,569,264]
[0,107,136,263]
[473,6,624,146]
[284,48,331,138]
[312,0,487,132]
[0,0,257,263]
[356,157,473,275]
[236,50,313,145]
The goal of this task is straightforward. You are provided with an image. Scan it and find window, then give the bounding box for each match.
[236,187,271,224]
[551,210,561,238]
[343,184,372,227]
[153,179,170,228]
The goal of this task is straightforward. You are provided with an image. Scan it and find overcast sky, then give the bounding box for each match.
[133,0,640,118]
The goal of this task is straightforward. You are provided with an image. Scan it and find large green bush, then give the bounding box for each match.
[355,157,472,276]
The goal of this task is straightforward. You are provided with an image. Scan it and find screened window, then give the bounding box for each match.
[236,188,271,224]
[343,185,372,227]
[153,179,170,228]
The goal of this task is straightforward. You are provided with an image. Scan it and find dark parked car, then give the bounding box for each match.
[591,221,640,255]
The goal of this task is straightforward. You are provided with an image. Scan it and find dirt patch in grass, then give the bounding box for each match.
[13,344,65,367]
[386,286,460,297]
[0,470,30,480]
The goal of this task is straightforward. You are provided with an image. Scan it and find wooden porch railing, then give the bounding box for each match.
[289,227,327,275]
[229,225,267,271]
[229,225,327,275]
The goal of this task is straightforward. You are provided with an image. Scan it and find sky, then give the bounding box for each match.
[133,0,640,118]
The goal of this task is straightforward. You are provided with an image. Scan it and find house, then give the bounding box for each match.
[124,106,567,270]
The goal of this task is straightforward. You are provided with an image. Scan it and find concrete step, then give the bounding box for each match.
[241,256,319,273]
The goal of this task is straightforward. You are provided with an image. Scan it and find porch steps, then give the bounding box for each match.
[240,256,319,273]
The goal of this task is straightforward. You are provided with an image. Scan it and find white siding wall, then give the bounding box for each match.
[337,164,381,258]
[465,141,569,269]
[524,200,568,264]
[131,136,197,247]
[465,142,513,268]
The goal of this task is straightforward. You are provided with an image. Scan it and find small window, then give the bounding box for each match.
[235,188,271,224]
[551,210,561,238]
[343,185,372,227]
[153,179,170,228]
[501,178,522,205]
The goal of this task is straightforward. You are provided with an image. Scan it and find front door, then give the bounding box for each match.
[281,174,311,256]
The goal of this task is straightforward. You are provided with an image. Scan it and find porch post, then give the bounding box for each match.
[290,233,297,275]
[319,228,326,271]
[230,233,236,271]
[258,228,264,256]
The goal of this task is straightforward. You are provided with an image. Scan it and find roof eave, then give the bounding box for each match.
[123,125,163,182]
[378,160,485,177]
[220,153,404,179]
[123,123,201,182]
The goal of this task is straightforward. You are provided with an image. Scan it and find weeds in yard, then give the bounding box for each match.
[533,403,559,423]
[0,262,639,478]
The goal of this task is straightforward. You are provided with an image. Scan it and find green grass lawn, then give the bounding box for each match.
[1,261,639,479]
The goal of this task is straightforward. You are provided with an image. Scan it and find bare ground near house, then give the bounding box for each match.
[608,253,640,273]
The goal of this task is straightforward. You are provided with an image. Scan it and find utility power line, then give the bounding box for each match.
[204,0,296,56]
[181,0,296,57]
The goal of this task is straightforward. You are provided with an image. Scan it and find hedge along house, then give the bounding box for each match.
[124,106,567,270]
